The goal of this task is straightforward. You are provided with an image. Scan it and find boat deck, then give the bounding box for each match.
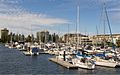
[39,52,49,54]
[18,49,27,51]
[22,51,31,56]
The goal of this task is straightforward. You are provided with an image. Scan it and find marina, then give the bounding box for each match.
[0,0,120,74]
[0,44,120,74]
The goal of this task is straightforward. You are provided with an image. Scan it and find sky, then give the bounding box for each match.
[0,0,120,36]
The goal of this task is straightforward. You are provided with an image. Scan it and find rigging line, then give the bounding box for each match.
[104,3,115,50]
[77,5,80,44]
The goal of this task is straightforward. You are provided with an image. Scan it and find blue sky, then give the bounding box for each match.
[0,0,120,36]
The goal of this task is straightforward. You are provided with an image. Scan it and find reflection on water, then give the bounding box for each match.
[0,44,120,74]
[96,66,118,74]
[78,68,95,74]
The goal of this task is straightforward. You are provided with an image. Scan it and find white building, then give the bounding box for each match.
[91,34,120,45]
[63,33,92,44]
[36,30,49,43]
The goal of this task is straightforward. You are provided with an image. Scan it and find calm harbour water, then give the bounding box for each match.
[0,44,120,74]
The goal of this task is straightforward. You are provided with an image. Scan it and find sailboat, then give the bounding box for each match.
[71,5,95,70]
[93,2,120,68]
[72,50,95,69]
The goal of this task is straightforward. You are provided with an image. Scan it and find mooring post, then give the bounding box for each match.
[63,50,66,61]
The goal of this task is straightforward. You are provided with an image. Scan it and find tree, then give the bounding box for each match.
[21,34,25,42]
[52,33,56,42]
[31,34,34,43]
[49,34,52,42]
[14,34,19,42]
[52,33,59,43]
[116,39,120,47]
[26,35,32,42]
[18,34,22,41]
[106,41,115,47]
[0,39,2,43]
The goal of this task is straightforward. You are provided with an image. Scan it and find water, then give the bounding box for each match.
[0,44,120,74]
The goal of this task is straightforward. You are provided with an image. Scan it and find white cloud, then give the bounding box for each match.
[110,12,120,23]
[0,0,70,35]
[0,13,69,26]
[108,8,120,12]
[99,0,120,24]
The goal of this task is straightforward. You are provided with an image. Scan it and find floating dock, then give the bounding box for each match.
[49,58,78,69]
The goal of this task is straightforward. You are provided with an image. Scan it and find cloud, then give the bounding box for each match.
[0,13,70,26]
[110,12,120,23]
[108,8,120,13]
[0,0,70,35]
[99,0,120,24]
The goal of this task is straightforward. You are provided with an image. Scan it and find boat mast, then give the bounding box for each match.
[76,5,80,50]
[103,3,115,50]
[103,3,106,47]
[96,25,99,46]
[31,25,33,44]
[67,24,70,44]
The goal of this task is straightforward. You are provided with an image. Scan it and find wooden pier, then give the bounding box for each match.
[49,58,78,69]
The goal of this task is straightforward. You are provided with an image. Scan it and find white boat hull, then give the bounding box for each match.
[95,61,118,68]
[72,58,95,70]
[30,52,39,56]
[93,57,119,68]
